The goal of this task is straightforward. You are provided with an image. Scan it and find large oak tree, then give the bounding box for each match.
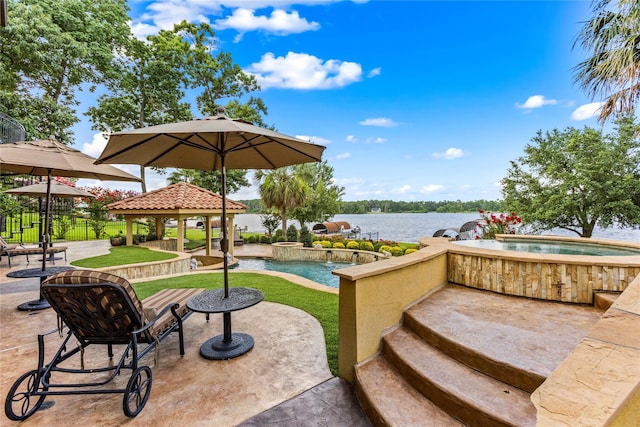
[0,0,130,142]
[501,115,640,237]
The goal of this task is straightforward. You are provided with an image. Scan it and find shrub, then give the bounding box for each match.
[346,240,359,249]
[378,245,392,253]
[389,246,403,256]
[359,241,375,251]
[260,235,272,244]
[247,235,257,244]
[404,248,418,255]
[319,240,332,248]
[54,216,72,240]
[299,225,313,247]
[333,242,345,249]
[286,224,298,242]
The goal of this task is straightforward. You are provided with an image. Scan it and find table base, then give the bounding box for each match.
[199,333,254,360]
[17,298,51,311]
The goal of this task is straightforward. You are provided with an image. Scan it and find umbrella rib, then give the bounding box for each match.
[232,137,322,167]
[98,133,219,166]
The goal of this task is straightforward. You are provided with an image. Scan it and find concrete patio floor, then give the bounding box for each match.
[0,241,370,426]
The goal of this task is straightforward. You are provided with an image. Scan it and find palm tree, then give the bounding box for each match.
[573,0,640,122]
[255,167,308,238]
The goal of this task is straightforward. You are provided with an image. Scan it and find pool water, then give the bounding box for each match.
[231,259,352,288]
[454,239,640,256]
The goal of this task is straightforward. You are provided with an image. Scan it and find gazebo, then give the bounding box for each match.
[107,182,247,255]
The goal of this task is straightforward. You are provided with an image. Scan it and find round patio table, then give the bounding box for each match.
[187,287,264,360]
[7,266,76,311]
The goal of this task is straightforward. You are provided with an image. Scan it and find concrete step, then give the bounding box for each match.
[383,326,536,427]
[355,356,463,427]
[593,291,621,311]
[403,284,601,393]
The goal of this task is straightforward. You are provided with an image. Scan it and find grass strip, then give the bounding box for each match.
[133,272,339,375]
[71,246,178,268]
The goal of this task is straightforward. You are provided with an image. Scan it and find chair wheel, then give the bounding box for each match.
[5,369,48,421]
[123,366,152,417]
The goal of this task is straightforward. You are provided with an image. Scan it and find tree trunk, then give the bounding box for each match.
[281,212,287,240]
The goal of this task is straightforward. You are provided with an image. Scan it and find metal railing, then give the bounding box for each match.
[0,111,26,144]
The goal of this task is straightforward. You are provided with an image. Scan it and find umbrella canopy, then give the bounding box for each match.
[0,137,142,182]
[95,110,325,171]
[4,181,95,198]
[0,137,141,271]
[96,107,325,359]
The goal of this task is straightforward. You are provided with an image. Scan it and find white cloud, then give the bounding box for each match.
[359,117,398,127]
[515,95,558,109]
[296,135,331,145]
[367,67,381,78]
[140,2,213,33]
[571,102,603,121]
[364,137,386,144]
[346,135,357,143]
[245,51,362,89]
[335,152,351,159]
[129,21,161,39]
[82,133,108,158]
[393,184,412,193]
[213,8,319,39]
[420,184,445,194]
[432,147,466,159]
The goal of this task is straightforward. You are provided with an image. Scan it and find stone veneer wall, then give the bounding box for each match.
[447,252,639,304]
[97,248,190,280]
[271,242,384,264]
[139,238,178,252]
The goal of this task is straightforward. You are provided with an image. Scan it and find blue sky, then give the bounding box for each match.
[74,0,607,202]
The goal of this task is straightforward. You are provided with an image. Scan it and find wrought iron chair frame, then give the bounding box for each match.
[5,276,198,420]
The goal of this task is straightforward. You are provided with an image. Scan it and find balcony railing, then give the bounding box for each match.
[0,111,26,143]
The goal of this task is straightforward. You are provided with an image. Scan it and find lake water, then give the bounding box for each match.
[230,213,640,243]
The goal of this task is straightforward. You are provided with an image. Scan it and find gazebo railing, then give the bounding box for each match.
[0,112,26,144]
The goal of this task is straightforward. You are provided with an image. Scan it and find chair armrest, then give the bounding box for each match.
[132,302,180,336]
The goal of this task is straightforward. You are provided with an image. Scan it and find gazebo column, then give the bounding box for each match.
[227,214,235,257]
[155,217,163,241]
[125,216,134,246]
[204,215,211,256]
[176,216,185,252]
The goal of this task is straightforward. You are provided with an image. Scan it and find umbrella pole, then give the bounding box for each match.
[220,153,233,343]
[41,171,53,272]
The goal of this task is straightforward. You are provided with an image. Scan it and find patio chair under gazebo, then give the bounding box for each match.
[106,182,246,255]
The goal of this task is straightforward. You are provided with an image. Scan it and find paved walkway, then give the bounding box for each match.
[0,240,370,426]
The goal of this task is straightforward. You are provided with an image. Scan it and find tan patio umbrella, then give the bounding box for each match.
[95,107,325,359]
[4,180,95,198]
[0,137,141,272]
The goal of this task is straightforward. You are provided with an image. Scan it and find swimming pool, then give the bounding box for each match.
[453,239,640,256]
[231,259,352,288]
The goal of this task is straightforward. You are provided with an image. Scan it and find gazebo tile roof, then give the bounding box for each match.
[107,182,247,211]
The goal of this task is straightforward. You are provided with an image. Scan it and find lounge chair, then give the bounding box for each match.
[0,236,68,267]
[4,270,205,420]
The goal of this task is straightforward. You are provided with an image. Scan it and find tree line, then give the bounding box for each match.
[238,199,503,215]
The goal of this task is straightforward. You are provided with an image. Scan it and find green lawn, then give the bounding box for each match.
[70,246,178,268]
[134,273,339,375]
